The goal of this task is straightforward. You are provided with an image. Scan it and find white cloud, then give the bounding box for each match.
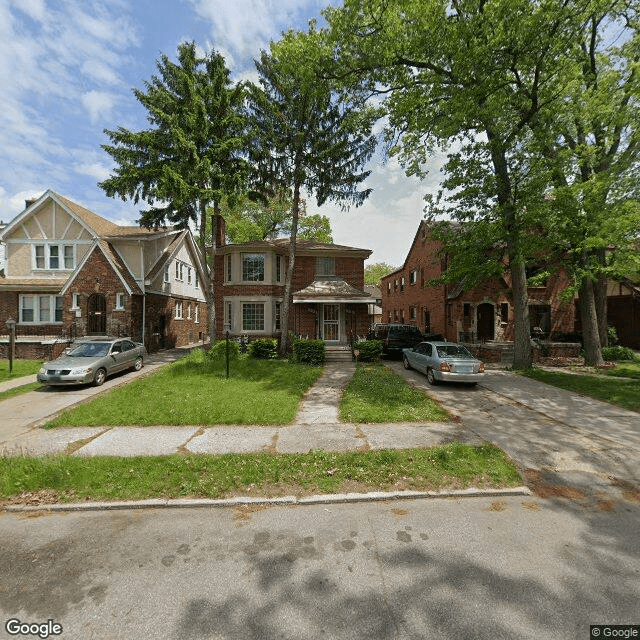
[81,91,117,124]
[10,0,47,23]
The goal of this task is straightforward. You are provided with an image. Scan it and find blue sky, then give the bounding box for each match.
[0,0,441,267]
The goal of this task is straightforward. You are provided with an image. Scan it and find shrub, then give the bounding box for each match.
[602,345,639,362]
[355,340,382,362]
[248,338,278,360]
[607,325,619,346]
[291,339,326,365]
[205,340,240,361]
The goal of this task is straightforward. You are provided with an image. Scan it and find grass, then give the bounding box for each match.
[603,361,640,380]
[0,360,42,381]
[0,381,42,402]
[521,367,640,413]
[339,363,450,423]
[0,444,522,503]
[45,349,323,428]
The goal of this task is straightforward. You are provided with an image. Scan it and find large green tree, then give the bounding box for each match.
[324,0,624,368]
[246,29,376,355]
[364,262,396,285]
[99,42,246,342]
[221,191,333,243]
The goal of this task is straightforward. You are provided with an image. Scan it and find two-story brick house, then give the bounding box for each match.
[382,221,575,343]
[0,190,208,359]
[212,226,375,344]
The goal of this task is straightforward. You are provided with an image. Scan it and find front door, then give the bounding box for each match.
[87,293,107,335]
[476,303,495,341]
[323,304,340,342]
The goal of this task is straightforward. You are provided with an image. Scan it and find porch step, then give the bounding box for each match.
[325,346,354,363]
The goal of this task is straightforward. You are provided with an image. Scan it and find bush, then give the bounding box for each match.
[205,340,240,361]
[355,340,382,362]
[607,325,619,346]
[291,339,326,365]
[248,338,278,360]
[602,345,639,362]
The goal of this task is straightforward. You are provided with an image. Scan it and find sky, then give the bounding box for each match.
[0,0,445,268]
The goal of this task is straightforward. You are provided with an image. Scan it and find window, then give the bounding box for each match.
[387,282,391,293]
[72,293,80,309]
[187,267,192,285]
[179,263,184,281]
[115,293,125,310]
[242,254,265,282]
[275,301,281,331]
[410,270,417,285]
[394,280,398,291]
[187,303,192,319]
[225,301,233,331]
[164,266,170,283]
[276,255,282,283]
[463,303,471,318]
[34,244,74,270]
[316,257,335,276]
[194,271,199,289]
[400,276,405,292]
[225,254,232,282]
[410,306,417,320]
[20,295,63,324]
[194,305,199,324]
[175,261,180,280]
[501,303,509,323]
[175,301,183,319]
[242,303,264,331]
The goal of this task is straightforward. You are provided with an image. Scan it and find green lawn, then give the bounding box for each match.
[45,349,323,427]
[0,360,42,381]
[0,444,522,503]
[339,363,450,423]
[521,367,640,413]
[604,361,640,380]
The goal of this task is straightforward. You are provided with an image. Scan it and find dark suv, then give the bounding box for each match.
[369,324,425,357]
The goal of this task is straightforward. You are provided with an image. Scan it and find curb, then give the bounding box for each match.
[3,486,531,513]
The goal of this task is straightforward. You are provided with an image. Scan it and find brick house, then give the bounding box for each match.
[212,226,375,344]
[381,221,576,344]
[0,191,208,359]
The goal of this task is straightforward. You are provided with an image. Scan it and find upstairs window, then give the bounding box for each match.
[410,270,417,285]
[34,244,74,270]
[316,257,335,277]
[225,254,232,282]
[242,254,265,282]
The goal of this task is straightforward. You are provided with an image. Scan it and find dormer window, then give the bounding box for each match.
[316,257,335,276]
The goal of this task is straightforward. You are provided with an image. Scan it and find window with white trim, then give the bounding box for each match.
[276,255,283,283]
[194,271,199,288]
[71,293,80,309]
[410,270,417,285]
[274,301,281,331]
[164,266,170,283]
[225,301,233,331]
[187,303,192,319]
[225,254,232,282]
[316,257,335,276]
[175,261,180,280]
[194,305,199,324]
[34,244,74,270]
[20,295,63,324]
[187,267,192,285]
[242,303,264,331]
[175,300,183,319]
[115,293,125,310]
[242,254,265,282]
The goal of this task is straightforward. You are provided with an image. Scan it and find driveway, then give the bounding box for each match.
[388,362,640,502]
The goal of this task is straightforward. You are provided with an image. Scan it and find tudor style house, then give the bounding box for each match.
[382,221,576,344]
[211,223,375,344]
[0,191,208,359]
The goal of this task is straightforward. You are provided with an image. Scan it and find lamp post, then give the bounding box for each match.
[6,317,16,376]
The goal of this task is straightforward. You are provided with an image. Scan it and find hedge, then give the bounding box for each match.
[291,339,326,365]
[248,338,279,360]
[355,340,383,362]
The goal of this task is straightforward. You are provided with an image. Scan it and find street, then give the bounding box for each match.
[1,495,639,640]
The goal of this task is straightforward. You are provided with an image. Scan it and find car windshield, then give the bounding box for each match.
[436,345,473,359]
[68,342,111,358]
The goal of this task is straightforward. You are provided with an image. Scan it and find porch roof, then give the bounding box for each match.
[293,277,377,304]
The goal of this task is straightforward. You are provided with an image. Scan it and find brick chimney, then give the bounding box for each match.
[25,198,38,209]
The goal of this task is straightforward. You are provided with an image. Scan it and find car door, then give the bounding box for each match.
[119,340,138,369]
[421,342,435,373]
[411,343,429,373]
[109,341,128,373]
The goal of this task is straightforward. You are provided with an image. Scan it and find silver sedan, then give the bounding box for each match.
[402,341,485,385]
[37,337,146,387]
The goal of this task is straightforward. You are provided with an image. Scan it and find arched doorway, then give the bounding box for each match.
[87,293,107,334]
[476,303,495,341]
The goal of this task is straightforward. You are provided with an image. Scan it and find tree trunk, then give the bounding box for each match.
[594,248,608,347]
[510,254,533,370]
[279,182,301,357]
[208,206,218,344]
[579,276,604,366]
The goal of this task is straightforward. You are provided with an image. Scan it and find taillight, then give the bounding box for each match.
[479,362,485,373]
[439,362,451,372]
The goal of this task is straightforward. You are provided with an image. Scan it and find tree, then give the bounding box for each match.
[364,262,396,285]
[99,42,246,342]
[221,191,333,243]
[323,0,613,368]
[246,28,376,355]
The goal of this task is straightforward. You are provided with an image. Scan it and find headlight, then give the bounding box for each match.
[70,367,92,375]
[39,367,46,374]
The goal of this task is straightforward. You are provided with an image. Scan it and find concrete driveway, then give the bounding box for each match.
[388,361,640,502]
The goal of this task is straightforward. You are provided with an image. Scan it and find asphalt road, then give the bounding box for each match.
[1,495,639,640]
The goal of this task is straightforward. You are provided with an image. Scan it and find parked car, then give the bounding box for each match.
[37,337,146,387]
[369,324,424,357]
[402,341,485,385]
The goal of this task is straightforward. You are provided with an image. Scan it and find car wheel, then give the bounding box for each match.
[426,368,438,385]
[403,355,411,370]
[133,356,143,371]
[94,368,107,386]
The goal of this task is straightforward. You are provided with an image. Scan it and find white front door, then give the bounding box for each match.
[323,304,340,342]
